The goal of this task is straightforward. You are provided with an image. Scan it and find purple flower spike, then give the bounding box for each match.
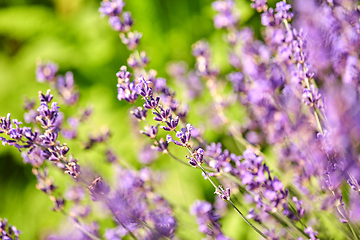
[292,197,305,219]
[56,72,79,105]
[251,0,268,12]
[65,158,80,178]
[153,137,169,153]
[192,41,211,59]
[228,72,245,93]
[190,200,230,240]
[120,31,142,50]
[117,82,139,103]
[261,8,275,26]
[36,61,58,83]
[153,108,171,122]
[161,116,179,131]
[50,196,65,212]
[140,125,158,139]
[116,65,131,84]
[136,77,152,98]
[196,148,204,164]
[216,186,231,201]
[166,134,174,143]
[139,51,149,66]
[274,1,293,23]
[87,177,110,202]
[130,107,147,121]
[36,101,61,131]
[166,134,183,147]
[38,89,53,104]
[304,227,318,240]
[9,124,22,140]
[0,218,21,240]
[99,0,125,17]
[147,213,176,239]
[169,123,193,148]
[127,53,140,68]
[122,11,133,31]
[302,84,322,108]
[106,149,118,163]
[33,167,56,194]
[0,113,12,134]
[143,96,160,109]
[264,190,277,200]
[212,0,239,29]
[109,16,124,32]
[188,157,197,166]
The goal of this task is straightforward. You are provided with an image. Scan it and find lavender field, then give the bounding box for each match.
[1,0,360,239]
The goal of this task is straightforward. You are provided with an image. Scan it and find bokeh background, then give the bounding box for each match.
[0,0,270,239]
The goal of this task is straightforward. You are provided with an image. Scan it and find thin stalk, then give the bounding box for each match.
[228,200,267,239]
[197,163,267,239]
[288,203,307,229]
[331,190,360,240]
[313,106,324,135]
[198,164,220,190]
[348,224,359,240]
[167,151,192,167]
[230,194,271,232]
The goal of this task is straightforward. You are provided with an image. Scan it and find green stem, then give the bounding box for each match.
[331,190,360,240]
[167,151,193,167]
[228,200,267,239]
[198,164,220,190]
[348,224,359,240]
[197,164,267,239]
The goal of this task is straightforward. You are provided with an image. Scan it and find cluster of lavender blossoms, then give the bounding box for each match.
[0,218,20,240]
[1,0,360,239]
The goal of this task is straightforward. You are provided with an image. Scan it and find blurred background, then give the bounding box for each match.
[0,0,268,239]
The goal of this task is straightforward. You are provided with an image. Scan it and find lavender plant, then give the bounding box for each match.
[1,0,360,239]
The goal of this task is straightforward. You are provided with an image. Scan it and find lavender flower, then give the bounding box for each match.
[212,0,239,29]
[130,107,148,121]
[99,0,125,17]
[109,16,124,31]
[120,31,142,50]
[143,96,160,110]
[191,200,230,240]
[4,0,360,239]
[106,149,118,163]
[160,116,179,131]
[0,218,21,240]
[140,125,158,139]
[116,65,132,83]
[36,61,58,82]
[117,81,139,103]
[274,1,293,23]
[166,124,193,148]
[138,145,158,164]
[87,177,110,202]
[153,107,171,122]
[251,0,267,12]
